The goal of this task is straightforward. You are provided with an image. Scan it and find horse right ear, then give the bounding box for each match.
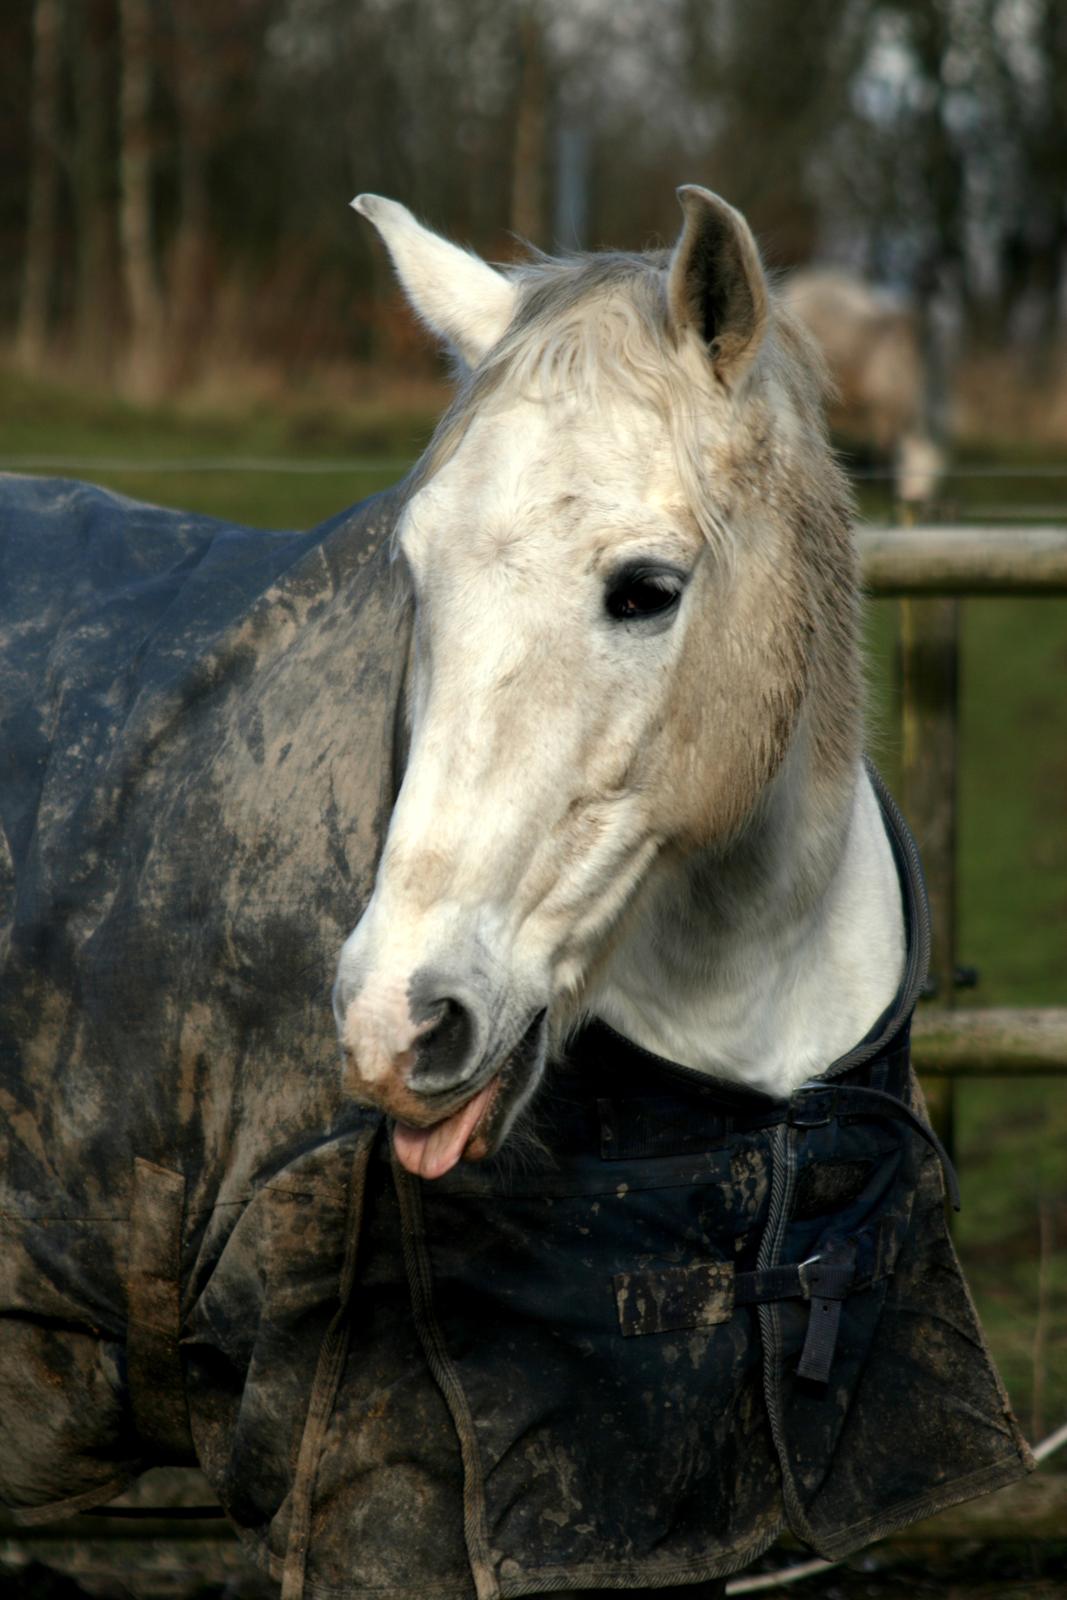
[352,195,518,368]
[666,186,768,388]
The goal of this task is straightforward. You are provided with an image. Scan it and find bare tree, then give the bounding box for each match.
[6,0,1065,391]
[167,0,223,384]
[118,0,164,394]
[511,5,548,248]
[16,0,62,369]
[680,0,874,267]
[1029,1,1067,350]
[893,0,969,305]
[72,0,117,378]
[991,0,1067,357]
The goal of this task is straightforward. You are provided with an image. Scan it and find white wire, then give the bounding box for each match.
[725,1555,839,1594]
[0,455,413,475]
[1033,1418,1067,1465]
[723,1419,1067,1594]
[3,455,1067,482]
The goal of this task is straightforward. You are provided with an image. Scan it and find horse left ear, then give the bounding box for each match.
[667,186,768,386]
[352,194,518,368]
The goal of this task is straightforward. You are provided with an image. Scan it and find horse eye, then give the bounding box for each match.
[605,567,685,622]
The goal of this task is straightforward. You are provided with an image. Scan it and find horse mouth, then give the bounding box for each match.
[391,1009,546,1180]
[392,1074,502,1179]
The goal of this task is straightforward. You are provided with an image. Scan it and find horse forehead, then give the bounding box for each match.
[413,398,678,554]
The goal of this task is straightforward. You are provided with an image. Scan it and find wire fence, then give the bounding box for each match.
[0,454,416,475]
[3,454,1067,481]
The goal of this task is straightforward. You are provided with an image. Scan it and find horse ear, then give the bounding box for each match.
[352,195,517,367]
[667,186,768,385]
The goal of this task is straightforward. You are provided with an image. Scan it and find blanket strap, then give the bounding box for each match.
[127,1158,194,1462]
[280,1130,376,1600]
[794,1256,856,1384]
[735,1255,858,1384]
[791,1082,961,1211]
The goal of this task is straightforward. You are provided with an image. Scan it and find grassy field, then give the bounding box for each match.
[0,366,437,528]
[2,367,1065,1441]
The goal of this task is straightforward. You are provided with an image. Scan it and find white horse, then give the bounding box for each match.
[335,187,904,1180]
[0,187,1029,1597]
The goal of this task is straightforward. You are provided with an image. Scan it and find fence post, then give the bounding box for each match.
[897,593,960,1166]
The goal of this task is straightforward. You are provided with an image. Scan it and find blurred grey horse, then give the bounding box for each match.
[782,268,945,507]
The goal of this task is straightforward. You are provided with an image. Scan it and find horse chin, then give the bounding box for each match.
[391,1009,546,1180]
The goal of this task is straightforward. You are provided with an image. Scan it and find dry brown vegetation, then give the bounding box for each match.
[955,345,1067,450]
[2,0,1066,435]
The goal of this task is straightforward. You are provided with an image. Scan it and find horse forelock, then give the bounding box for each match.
[408,247,840,543]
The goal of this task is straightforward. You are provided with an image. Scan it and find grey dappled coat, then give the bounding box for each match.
[0,477,1032,1598]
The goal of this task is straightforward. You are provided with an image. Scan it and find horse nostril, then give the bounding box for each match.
[409,996,475,1089]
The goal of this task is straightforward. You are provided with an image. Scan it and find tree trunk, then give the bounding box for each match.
[510,7,547,249]
[118,0,164,396]
[167,0,220,387]
[1032,0,1067,356]
[906,1,969,310]
[16,0,63,371]
[72,0,116,380]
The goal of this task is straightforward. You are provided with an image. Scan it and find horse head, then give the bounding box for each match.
[335,187,863,1177]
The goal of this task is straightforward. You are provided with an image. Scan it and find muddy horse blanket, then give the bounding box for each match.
[0,475,1032,1598]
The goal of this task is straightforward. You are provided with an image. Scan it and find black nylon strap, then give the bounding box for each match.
[798,1296,844,1384]
[796,1254,856,1383]
[734,1264,802,1304]
[735,1259,854,1307]
[793,1081,961,1211]
[736,1256,856,1384]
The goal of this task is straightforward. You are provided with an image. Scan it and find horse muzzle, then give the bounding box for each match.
[335,965,548,1178]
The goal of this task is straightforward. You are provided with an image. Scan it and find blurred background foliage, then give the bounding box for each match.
[1,0,1066,433]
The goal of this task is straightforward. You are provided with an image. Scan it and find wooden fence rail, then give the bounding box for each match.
[913,1007,1067,1074]
[859,524,1067,594]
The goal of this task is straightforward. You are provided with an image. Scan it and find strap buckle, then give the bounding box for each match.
[796,1245,856,1385]
[789,1086,838,1128]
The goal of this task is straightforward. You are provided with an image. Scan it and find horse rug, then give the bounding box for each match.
[0,475,1033,1598]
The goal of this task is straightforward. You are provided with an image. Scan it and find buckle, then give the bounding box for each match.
[789,1085,838,1128]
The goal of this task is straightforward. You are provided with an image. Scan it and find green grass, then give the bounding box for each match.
[954,1078,1067,1439]
[861,593,1067,1010]
[3,368,1065,1439]
[0,366,437,528]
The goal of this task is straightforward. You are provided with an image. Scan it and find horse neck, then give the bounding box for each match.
[586,733,905,1096]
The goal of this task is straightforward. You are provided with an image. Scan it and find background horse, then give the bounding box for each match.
[0,187,1029,1600]
[781,267,945,508]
